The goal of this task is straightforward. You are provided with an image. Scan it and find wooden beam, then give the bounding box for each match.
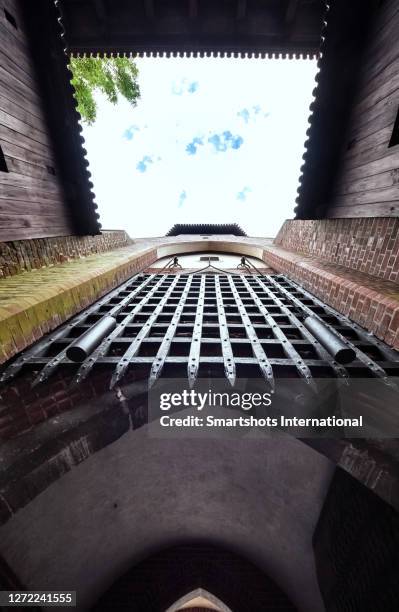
[285,0,299,24]
[93,0,107,22]
[189,0,198,19]
[236,0,247,20]
[144,0,155,19]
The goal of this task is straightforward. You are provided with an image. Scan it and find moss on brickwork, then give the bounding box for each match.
[0,245,157,364]
[0,231,132,279]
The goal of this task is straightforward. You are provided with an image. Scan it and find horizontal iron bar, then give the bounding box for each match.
[42,337,331,346]
[0,274,153,384]
[271,276,396,384]
[22,356,397,369]
[31,275,158,387]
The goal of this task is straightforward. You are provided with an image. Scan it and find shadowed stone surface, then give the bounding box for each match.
[0,428,333,612]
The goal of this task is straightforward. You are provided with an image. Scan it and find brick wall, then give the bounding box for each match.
[267,218,399,349]
[0,369,109,442]
[313,469,399,612]
[0,230,132,278]
[263,246,399,350]
[0,247,157,363]
[274,218,399,283]
[0,369,132,524]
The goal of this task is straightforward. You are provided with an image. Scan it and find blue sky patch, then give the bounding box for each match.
[237,186,252,201]
[187,81,199,93]
[178,190,187,208]
[237,105,269,123]
[237,108,250,124]
[123,124,140,140]
[172,78,200,96]
[136,155,154,173]
[208,131,244,152]
[186,136,204,155]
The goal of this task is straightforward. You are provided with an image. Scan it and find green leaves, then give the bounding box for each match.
[69,57,141,125]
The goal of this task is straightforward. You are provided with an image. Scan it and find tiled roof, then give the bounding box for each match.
[166,224,247,236]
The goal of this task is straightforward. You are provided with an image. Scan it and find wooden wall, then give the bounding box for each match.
[0,0,75,241]
[327,0,399,218]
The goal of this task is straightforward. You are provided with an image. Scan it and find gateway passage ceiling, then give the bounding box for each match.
[60,0,325,57]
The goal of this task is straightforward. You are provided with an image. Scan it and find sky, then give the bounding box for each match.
[80,56,318,238]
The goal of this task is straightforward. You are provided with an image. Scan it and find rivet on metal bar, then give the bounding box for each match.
[274,274,393,383]
[264,274,348,380]
[228,275,274,389]
[149,275,193,388]
[0,271,152,384]
[215,275,236,386]
[188,275,206,388]
[74,274,165,386]
[110,275,181,389]
[244,275,316,389]
[66,315,117,362]
[303,316,356,364]
[31,274,157,387]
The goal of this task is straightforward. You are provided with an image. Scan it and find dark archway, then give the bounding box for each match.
[93,544,297,612]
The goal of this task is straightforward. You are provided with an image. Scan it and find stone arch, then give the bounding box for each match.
[0,425,332,611]
[155,239,266,262]
[92,544,297,611]
[165,587,232,612]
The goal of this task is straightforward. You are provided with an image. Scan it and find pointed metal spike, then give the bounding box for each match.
[111,275,181,388]
[227,372,236,387]
[73,274,161,386]
[187,275,205,388]
[228,275,275,389]
[3,272,154,386]
[215,276,236,386]
[149,276,193,388]
[268,275,391,384]
[241,275,314,387]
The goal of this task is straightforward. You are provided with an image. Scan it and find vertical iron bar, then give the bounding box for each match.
[110,275,181,388]
[31,274,157,386]
[215,275,236,386]
[271,276,394,384]
[239,275,316,388]
[228,275,274,388]
[253,276,349,379]
[1,273,154,384]
[188,274,206,388]
[283,276,399,362]
[149,275,194,387]
[73,275,168,385]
